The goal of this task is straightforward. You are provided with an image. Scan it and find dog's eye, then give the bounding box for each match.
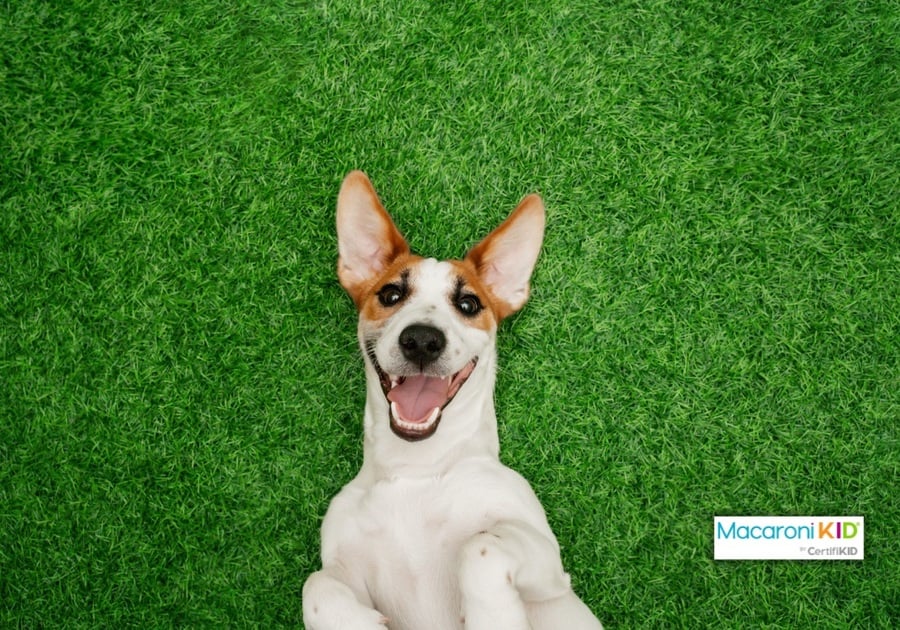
[377,284,406,307]
[455,294,483,317]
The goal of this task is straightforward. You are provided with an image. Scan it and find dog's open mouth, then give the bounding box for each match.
[373,359,478,441]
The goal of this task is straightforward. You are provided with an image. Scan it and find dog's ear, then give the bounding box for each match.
[465,194,545,320]
[336,171,410,305]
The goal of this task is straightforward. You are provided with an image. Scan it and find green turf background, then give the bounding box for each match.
[2,0,897,626]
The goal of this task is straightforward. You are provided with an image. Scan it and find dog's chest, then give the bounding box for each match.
[338,474,488,572]
[333,476,479,624]
[323,462,547,624]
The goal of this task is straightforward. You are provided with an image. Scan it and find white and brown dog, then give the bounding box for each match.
[303,171,602,630]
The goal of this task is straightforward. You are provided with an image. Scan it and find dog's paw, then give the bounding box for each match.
[303,572,388,630]
[304,602,388,630]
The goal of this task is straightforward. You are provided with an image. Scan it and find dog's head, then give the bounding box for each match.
[336,171,544,443]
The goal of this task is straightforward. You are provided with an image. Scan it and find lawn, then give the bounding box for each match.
[1,0,897,626]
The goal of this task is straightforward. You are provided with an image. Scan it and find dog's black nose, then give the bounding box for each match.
[399,324,446,365]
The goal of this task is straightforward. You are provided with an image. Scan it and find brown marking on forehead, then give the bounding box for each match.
[447,259,500,331]
[356,253,424,322]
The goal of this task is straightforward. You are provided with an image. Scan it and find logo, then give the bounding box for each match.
[714,516,864,560]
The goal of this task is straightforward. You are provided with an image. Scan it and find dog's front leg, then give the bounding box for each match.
[302,568,387,630]
[457,520,572,630]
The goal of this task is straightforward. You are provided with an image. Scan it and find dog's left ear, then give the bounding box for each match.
[336,171,410,306]
[465,194,545,320]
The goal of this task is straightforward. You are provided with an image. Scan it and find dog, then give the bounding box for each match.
[302,171,603,630]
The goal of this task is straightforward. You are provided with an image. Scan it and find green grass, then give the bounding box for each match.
[2,0,897,626]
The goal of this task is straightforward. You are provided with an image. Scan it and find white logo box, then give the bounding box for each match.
[714,516,864,560]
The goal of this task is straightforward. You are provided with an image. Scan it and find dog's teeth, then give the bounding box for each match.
[390,377,399,389]
[390,403,441,431]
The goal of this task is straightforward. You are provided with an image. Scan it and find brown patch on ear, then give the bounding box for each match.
[336,171,410,308]
[464,194,545,320]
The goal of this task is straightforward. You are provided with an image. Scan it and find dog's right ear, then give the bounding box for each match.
[465,193,545,320]
[336,171,410,306]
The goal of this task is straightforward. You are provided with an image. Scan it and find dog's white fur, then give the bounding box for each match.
[303,172,602,630]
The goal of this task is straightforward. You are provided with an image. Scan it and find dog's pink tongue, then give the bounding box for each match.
[387,375,448,423]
